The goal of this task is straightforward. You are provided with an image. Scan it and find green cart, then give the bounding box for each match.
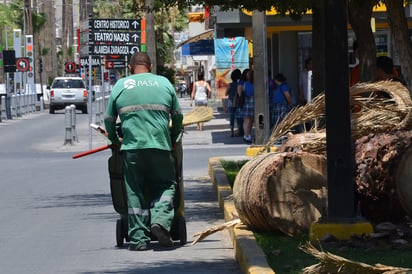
[108,135,187,247]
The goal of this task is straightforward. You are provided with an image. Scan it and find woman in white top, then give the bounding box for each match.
[190,71,212,130]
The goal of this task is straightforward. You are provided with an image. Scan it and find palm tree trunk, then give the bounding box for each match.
[348,0,377,83]
[41,0,56,82]
[145,0,157,74]
[24,0,33,36]
[67,0,74,55]
[385,0,412,90]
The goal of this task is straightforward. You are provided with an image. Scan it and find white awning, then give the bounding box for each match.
[176,29,214,48]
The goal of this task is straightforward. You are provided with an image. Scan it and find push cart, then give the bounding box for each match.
[108,134,187,247]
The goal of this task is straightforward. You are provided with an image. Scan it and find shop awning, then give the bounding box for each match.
[176,29,214,48]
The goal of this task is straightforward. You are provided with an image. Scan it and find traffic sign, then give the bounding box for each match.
[16,57,29,72]
[89,44,140,56]
[65,62,76,73]
[106,61,114,69]
[89,31,140,44]
[3,50,16,72]
[105,55,126,69]
[90,19,140,31]
[80,57,102,67]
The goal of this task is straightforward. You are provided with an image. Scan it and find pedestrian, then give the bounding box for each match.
[104,52,183,251]
[349,40,360,87]
[234,68,249,137]
[376,55,403,83]
[225,69,242,137]
[241,69,254,143]
[298,57,312,105]
[190,71,212,131]
[271,73,293,130]
[298,57,313,132]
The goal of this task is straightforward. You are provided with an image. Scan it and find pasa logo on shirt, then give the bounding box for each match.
[123,79,160,90]
[124,79,137,90]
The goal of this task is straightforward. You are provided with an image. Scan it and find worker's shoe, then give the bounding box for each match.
[129,242,149,251]
[151,223,173,247]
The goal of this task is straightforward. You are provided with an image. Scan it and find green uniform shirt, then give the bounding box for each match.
[104,72,183,151]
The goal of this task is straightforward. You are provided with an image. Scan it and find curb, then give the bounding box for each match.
[208,157,275,274]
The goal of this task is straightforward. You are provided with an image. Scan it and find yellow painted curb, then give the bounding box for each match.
[245,146,278,157]
[208,157,275,274]
[310,221,374,242]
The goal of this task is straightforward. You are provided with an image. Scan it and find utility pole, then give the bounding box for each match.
[252,11,270,144]
[145,0,157,74]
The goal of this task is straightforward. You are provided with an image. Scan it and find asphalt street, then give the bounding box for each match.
[0,95,248,273]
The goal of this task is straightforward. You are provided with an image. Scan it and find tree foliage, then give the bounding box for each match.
[173,0,313,15]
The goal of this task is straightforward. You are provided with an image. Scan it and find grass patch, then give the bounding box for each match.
[220,159,412,273]
[220,159,248,188]
[254,232,317,273]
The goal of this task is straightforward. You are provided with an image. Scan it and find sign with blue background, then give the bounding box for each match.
[182,40,215,56]
[214,37,249,69]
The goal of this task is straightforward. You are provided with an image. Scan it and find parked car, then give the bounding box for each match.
[48,77,88,114]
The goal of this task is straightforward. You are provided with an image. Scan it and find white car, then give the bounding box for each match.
[48,77,88,114]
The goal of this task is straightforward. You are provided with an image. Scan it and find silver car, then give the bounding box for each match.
[48,77,88,114]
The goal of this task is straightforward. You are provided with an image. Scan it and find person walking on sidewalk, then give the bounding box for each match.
[190,71,212,131]
[104,52,183,251]
[225,69,242,137]
[241,69,254,143]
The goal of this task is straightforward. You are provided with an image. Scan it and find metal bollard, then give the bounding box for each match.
[64,106,73,145]
[1,96,7,121]
[32,94,36,112]
[99,95,104,125]
[11,95,17,118]
[21,94,26,115]
[95,97,101,125]
[40,96,44,112]
[70,104,78,142]
[16,94,21,117]
[30,93,34,113]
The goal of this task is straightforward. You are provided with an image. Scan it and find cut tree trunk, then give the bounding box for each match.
[233,131,412,236]
[355,130,412,223]
[233,152,327,237]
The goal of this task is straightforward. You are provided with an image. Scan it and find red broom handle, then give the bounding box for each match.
[72,145,111,159]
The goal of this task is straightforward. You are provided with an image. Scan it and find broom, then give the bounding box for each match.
[182,106,214,127]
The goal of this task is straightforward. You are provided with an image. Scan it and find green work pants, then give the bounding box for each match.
[123,149,176,246]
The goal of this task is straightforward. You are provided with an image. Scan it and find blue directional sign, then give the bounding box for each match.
[182,40,215,56]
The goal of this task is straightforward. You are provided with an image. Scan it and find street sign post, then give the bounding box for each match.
[88,18,142,56]
[89,44,140,56]
[3,50,16,73]
[89,31,140,44]
[16,58,30,72]
[90,19,141,31]
[25,35,35,95]
[65,62,76,73]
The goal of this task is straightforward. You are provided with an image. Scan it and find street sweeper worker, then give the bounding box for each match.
[104,52,183,251]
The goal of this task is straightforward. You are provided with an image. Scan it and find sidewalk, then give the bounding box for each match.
[179,95,275,274]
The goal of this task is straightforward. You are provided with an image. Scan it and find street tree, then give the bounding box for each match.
[0,3,15,82]
[348,0,378,83]
[384,0,412,88]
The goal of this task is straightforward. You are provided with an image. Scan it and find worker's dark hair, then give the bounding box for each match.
[129,52,151,70]
[376,55,394,75]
